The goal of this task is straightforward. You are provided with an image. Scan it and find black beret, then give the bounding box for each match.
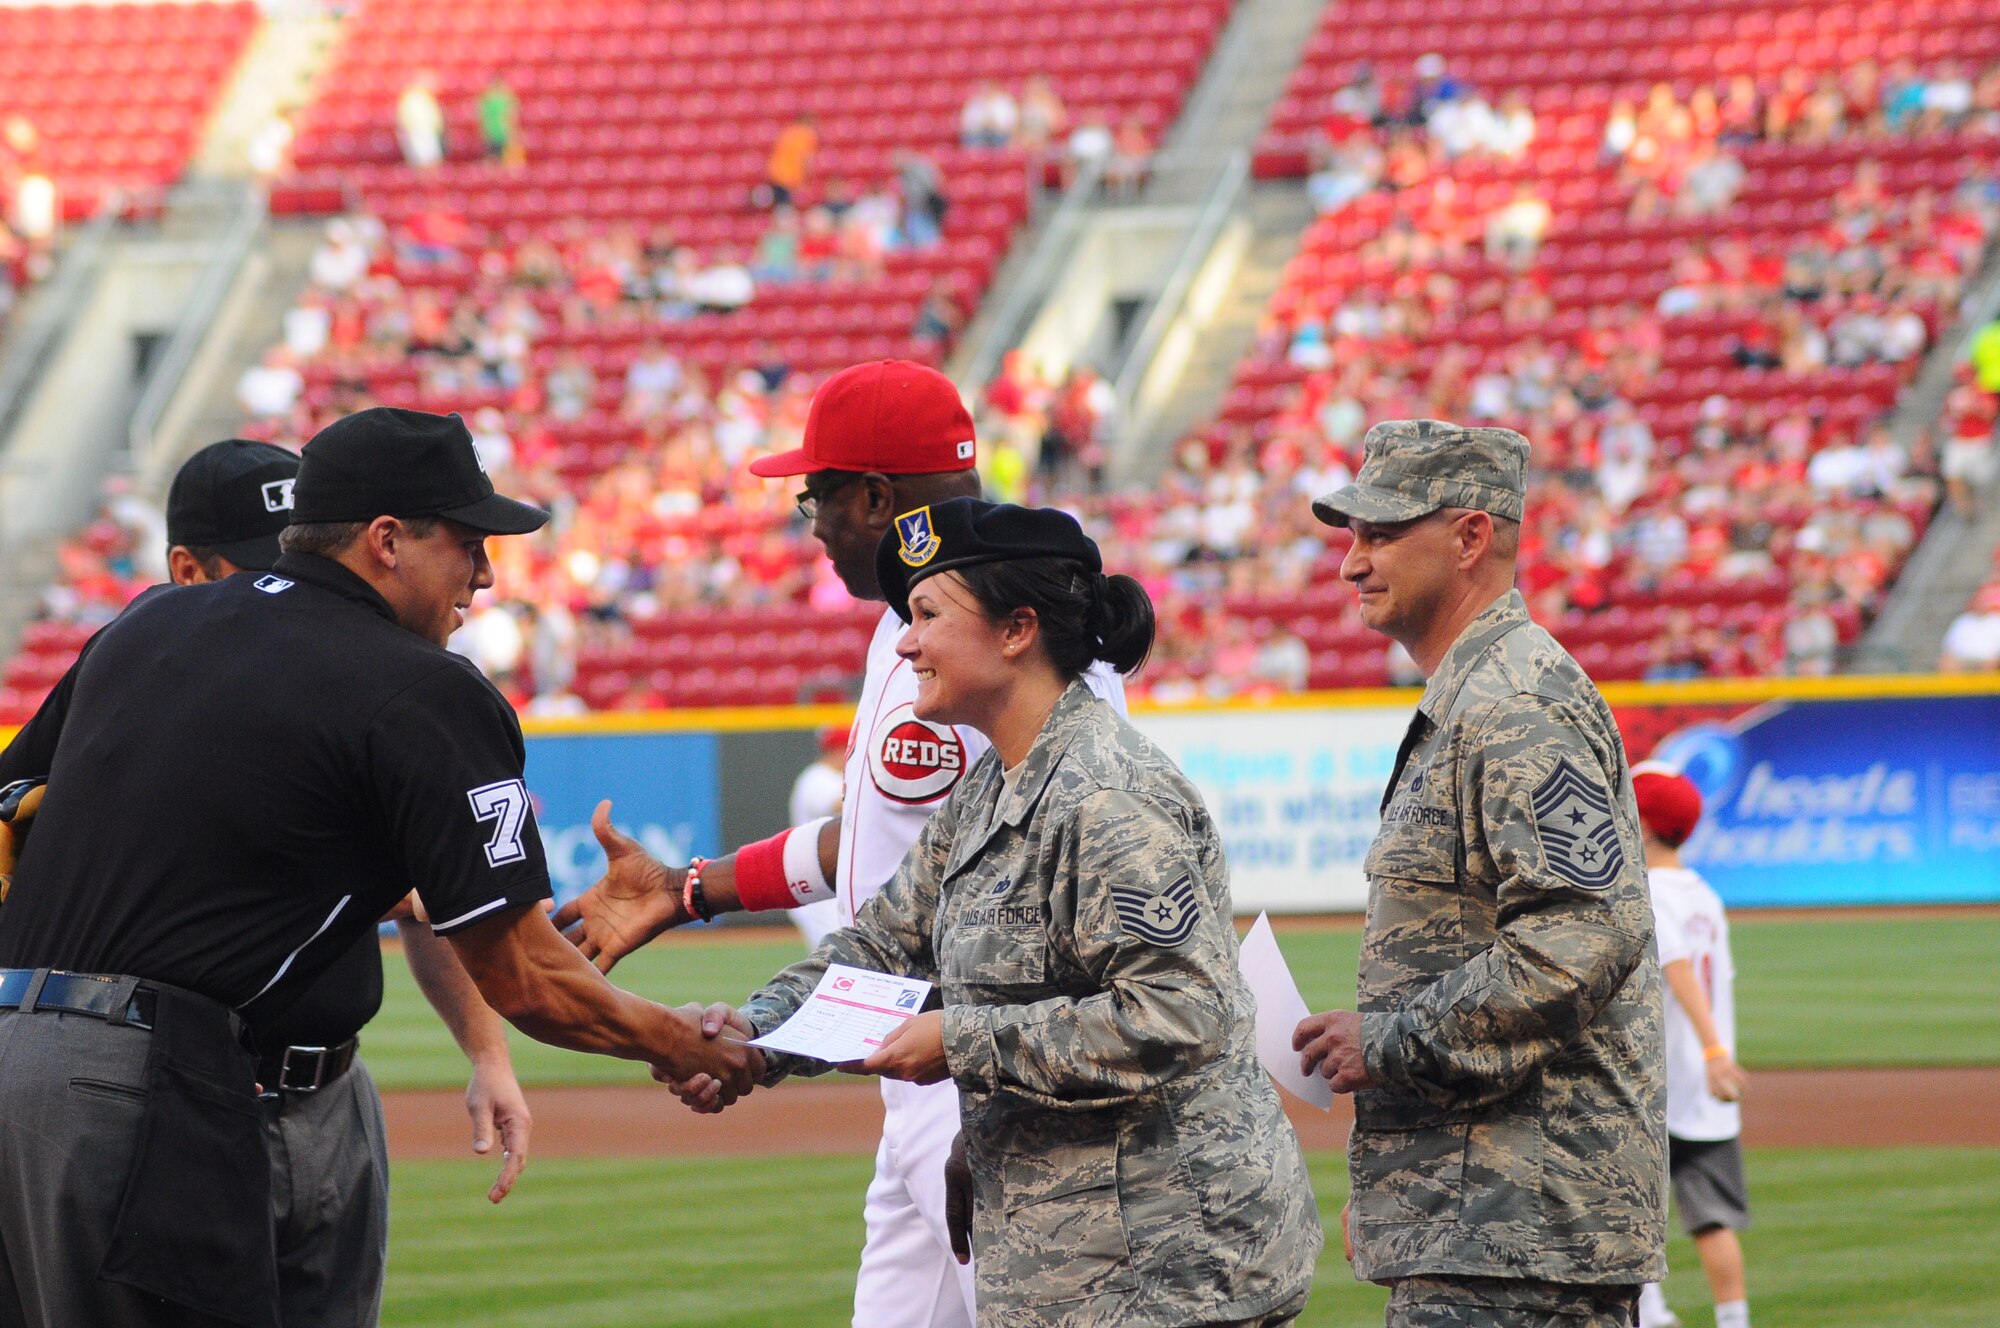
[876,497,1102,622]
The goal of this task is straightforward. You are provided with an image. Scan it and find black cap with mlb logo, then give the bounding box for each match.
[166,438,302,572]
[293,407,549,535]
[876,497,1102,622]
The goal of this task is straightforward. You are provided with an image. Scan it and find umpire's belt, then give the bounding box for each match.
[258,1037,359,1095]
[0,967,157,1028]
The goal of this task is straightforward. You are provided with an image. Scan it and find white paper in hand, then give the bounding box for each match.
[1238,913,1334,1110]
[748,963,932,1064]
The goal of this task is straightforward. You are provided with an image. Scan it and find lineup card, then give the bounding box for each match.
[749,963,932,1064]
[1239,913,1335,1110]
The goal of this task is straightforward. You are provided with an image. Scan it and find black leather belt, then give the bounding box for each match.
[257,1037,358,1095]
[0,968,157,1029]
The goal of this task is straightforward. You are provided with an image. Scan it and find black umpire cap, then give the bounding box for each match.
[876,497,1101,623]
[293,407,549,534]
[166,439,301,572]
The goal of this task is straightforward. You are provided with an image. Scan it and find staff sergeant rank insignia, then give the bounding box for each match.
[1111,874,1202,947]
[896,505,941,567]
[1531,757,1625,890]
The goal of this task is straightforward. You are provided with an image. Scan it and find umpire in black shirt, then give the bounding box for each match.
[0,408,760,1328]
[0,437,535,1328]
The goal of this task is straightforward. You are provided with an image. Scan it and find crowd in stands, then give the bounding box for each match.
[391,70,526,171]
[1938,323,2000,671]
[207,209,854,711]
[24,89,2000,713]
[13,37,2000,715]
[959,75,1154,197]
[1184,53,2000,693]
[1,117,60,325]
[56,200,833,713]
[230,164,966,432]
[979,353,1120,498]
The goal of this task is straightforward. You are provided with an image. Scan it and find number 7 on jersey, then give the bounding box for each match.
[467,779,531,867]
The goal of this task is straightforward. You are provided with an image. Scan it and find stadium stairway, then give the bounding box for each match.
[1150,0,1330,204]
[1108,0,1329,465]
[193,2,342,178]
[953,0,1330,472]
[136,216,325,495]
[1125,181,1315,472]
[1864,266,2000,670]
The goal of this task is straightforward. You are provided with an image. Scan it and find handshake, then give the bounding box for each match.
[558,799,956,1111]
[649,1003,955,1113]
[652,1002,762,1113]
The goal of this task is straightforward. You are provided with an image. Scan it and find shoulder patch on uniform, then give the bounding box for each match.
[1110,874,1201,947]
[1531,757,1625,890]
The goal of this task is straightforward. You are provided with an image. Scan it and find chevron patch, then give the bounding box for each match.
[1531,758,1625,891]
[1110,874,1202,947]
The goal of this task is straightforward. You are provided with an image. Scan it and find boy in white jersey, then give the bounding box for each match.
[1632,763,1752,1328]
[554,360,1123,1328]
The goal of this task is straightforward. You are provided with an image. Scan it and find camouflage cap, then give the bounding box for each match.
[1311,419,1530,528]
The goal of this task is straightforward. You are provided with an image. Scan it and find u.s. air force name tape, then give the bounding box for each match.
[1110,875,1202,947]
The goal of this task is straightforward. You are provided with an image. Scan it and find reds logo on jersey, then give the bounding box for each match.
[867,702,966,805]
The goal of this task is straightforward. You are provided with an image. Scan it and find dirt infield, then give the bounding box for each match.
[383,1066,2000,1160]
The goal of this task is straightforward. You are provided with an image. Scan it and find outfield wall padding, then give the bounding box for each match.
[517,676,2000,913]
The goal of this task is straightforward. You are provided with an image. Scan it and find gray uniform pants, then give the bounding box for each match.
[263,1059,390,1328]
[0,1008,237,1328]
[1386,1276,1639,1328]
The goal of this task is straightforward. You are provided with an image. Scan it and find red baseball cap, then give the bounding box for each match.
[747,360,977,477]
[1631,761,1703,847]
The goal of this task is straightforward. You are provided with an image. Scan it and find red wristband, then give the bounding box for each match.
[732,829,794,912]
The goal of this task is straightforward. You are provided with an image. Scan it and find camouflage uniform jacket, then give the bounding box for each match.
[742,681,1322,1327]
[1351,590,1666,1286]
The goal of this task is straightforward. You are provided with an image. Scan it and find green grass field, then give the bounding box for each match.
[365,914,2000,1088]
[371,913,2000,1326]
[384,1147,2000,1327]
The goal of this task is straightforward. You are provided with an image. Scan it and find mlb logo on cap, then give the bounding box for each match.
[166,438,303,574]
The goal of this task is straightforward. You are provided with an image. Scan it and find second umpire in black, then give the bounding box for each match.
[0,436,536,1328]
[0,407,760,1328]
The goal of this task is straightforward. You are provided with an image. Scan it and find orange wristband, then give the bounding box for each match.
[1703,1044,1730,1061]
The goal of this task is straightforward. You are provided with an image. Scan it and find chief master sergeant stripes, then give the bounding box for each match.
[1292,419,1667,1328]
[0,407,756,1328]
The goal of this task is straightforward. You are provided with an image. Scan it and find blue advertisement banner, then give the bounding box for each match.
[524,732,720,904]
[1658,695,2000,907]
[487,684,2000,916]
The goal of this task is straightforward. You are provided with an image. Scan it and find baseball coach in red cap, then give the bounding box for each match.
[747,358,985,602]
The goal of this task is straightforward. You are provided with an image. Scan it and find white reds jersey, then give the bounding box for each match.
[1649,864,1740,1141]
[838,608,1127,924]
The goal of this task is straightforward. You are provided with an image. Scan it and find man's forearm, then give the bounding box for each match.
[695,816,840,916]
[400,917,511,1066]
[1365,908,1646,1107]
[449,905,702,1065]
